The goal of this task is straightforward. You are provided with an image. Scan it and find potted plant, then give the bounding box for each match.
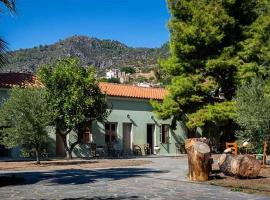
[154,146,160,155]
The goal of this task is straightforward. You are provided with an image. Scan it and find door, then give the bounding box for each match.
[147,124,155,154]
[123,123,132,153]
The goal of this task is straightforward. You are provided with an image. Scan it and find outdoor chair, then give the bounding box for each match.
[175,143,185,154]
[96,145,105,158]
[226,142,238,155]
[133,145,142,156]
[144,144,151,155]
[175,143,181,154]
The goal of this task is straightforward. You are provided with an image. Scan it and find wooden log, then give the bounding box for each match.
[218,153,261,178]
[185,138,212,181]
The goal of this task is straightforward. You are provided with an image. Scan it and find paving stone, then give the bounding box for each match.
[0,157,269,200]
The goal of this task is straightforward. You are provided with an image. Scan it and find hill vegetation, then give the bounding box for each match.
[1,35,169,73]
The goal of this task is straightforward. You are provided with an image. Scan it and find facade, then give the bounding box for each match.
[0,73,188,158]
[65,83,187,157]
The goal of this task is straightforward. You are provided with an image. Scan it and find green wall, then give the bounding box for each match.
[71,97,187,156]
[0,88,188,158]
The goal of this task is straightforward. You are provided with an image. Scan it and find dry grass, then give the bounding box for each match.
[0,159,152,171]
[208,162,270,196]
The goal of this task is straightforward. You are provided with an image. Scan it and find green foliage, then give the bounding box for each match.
[135,75,148,83]
[234,77,270,152]
[2,36,169,73]
[152,0,270,134]
[141,67,152,73]
[38,57,109,158]
[120,66,136,74]
[100,77,120,83]
[0,0,16,67]
[187,101,236,129]
[106,77,120,83]
[0,87,52,163]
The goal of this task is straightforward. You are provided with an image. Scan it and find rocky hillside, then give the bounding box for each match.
[1,35,169,73]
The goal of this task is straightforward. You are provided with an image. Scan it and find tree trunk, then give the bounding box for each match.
[69,140,79,157]
[58,133,72,159]
[35,149,40,165]
[218,153,261,178]
[185,138,212,181]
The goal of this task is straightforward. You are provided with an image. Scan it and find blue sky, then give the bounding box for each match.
[0,0,170,50]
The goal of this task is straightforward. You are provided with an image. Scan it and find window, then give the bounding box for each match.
[160,124,170,143]
[105,123,117,143]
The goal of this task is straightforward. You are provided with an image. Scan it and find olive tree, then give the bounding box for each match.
[38,58,109,159]
[0,87,53,164]
[235,77,270,154]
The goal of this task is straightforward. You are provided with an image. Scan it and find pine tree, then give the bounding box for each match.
[152,0,270,138]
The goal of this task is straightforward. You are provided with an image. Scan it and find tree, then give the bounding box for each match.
[38,58,109,159]
[234,77,270,153]
[0,87,52,164]
[120,66,136,74]
[0,0,16,67]
[152,0,270,138]
[103,77,120,83]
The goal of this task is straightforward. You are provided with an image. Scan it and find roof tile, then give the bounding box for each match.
[0,73,167,100]
[99,82,167,100]
[0,73,42,88]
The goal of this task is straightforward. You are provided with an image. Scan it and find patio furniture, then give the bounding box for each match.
[144,144,151,155]
[133,145,142,156]
[96,145,105,158]
[226,142,238,155]
[175,143,185,154]
[153,146,160,155]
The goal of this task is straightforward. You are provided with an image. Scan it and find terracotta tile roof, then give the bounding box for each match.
[0,73,42,88]
[0,73,167,100]
[99,82,167,100]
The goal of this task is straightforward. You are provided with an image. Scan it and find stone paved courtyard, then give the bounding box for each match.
[0,156,269,200]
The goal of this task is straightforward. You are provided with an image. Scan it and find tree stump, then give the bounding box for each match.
[218,153,261,178]
[185,138,212,181]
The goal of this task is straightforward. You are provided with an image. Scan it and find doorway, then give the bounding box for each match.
[147,124,155,154]
[123,123,132,153]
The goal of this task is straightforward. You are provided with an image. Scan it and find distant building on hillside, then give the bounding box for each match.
[118,71,130,83]
[106,69,119,79]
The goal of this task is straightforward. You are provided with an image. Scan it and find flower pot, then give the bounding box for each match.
[154,146,160,155]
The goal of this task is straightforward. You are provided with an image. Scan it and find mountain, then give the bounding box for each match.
[1,35,169,73]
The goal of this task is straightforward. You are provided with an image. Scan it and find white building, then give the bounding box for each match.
[106,69,119,79]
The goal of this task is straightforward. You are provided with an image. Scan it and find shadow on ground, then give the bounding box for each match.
[0,167,168,187]
[53,196,139,200]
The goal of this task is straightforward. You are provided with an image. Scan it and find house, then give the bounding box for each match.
[105,69,119,79]
[0,73,188,158]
